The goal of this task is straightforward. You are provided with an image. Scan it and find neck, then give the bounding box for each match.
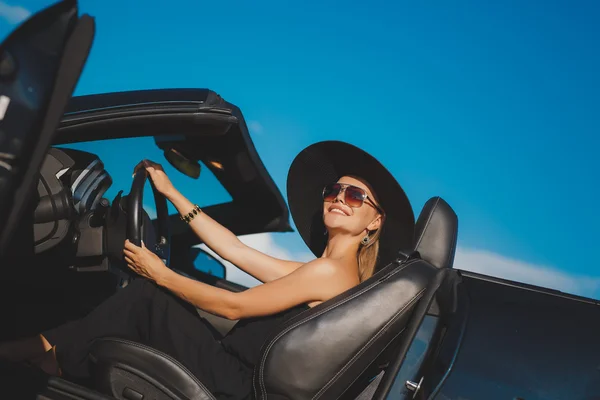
[321,231,361,264]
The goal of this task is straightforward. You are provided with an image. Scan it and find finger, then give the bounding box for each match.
[141,240,146,249]
[124,256,134,265]
[146,166,157,176]
[144,160,164,172]
[126,260,139,270]
[133,161,146,177]
[145,162,160,176]
[123,249,136,258]
[124,240,141,251]
[144,160,158,170]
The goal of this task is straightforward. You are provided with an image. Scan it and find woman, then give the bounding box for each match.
[0,140,414,398]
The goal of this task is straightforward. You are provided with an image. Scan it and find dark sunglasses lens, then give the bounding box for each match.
[345,186,366,208]
[323,183,341,201]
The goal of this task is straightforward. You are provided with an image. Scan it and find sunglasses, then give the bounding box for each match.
[322,183,384,214]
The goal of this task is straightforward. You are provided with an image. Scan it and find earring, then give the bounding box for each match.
[361,235,370,245]
[324,228,328,236]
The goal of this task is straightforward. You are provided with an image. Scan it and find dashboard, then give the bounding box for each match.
[34,147,155,279]
[35,147,112,254]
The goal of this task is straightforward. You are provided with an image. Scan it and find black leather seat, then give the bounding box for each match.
[89,196,458,400]
[90,338,215,400]
[413,197,458,270]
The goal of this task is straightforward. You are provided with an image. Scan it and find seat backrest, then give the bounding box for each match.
[253,197,459,400]
[413,197,458,269]
[253,258,438,400]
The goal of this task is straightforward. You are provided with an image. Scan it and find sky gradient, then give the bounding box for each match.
[2,0,599,298]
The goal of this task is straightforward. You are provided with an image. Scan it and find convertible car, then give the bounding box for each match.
[0,2,599,400]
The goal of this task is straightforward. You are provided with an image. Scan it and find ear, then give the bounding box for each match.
[367,214,382,232]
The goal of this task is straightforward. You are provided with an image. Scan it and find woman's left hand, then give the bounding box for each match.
[123,240,170,283]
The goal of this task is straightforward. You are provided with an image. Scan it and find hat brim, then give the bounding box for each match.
[287,141,415,270]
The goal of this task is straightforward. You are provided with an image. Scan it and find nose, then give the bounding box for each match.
[334,186,346,204]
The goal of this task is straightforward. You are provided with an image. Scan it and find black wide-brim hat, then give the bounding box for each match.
[287,140,415,270]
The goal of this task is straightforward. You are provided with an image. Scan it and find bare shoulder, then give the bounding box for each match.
[299,257,339,274]
[297,257,357,286]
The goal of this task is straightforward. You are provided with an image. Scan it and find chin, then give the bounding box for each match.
[323,213,350,231]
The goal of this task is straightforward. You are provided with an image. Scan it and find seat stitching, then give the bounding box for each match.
[93,337,216,400]
[320,268,449,399]
[313,288,425,399]
[331,325,408,400]
[256,259,422,398]
[414,197,440,250]
[257,260,419,398]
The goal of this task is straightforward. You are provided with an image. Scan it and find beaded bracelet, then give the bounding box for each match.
[180,204,202,223]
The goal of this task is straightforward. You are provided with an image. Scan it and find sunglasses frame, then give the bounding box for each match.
[322,183,384,215]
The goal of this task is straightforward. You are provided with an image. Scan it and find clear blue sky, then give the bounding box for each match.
[2,0,599,298]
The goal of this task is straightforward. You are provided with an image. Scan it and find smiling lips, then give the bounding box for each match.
[329,204,350,216]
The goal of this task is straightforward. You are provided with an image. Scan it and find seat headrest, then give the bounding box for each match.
[413,197,458,269]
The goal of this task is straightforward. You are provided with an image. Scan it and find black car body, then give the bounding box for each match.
[0,2,598,400]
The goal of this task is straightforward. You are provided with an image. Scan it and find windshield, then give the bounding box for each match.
[57,136,232,217]
[3,1,598,300]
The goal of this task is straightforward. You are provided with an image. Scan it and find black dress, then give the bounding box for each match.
[42,278,309,399]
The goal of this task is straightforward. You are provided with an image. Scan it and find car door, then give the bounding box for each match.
[0,0,95,259]
[422,272,600,400]
[379,270,600,400]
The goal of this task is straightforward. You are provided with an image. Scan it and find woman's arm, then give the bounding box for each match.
[140,160,304,282]
[160,258,349,319]
[123,240,346,320]
[167,189,304,282]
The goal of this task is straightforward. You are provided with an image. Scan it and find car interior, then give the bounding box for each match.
[1,154,461,400]
[0,2,465,399]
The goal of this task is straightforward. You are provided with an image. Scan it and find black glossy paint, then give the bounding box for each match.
[432,273,600,400]
[63,88,212,114]
[0,0,82,255]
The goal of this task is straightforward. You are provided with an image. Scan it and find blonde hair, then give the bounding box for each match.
[357,222,383,281]
[342,175,384,282]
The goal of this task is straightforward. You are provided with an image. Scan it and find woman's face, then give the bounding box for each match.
[322,176,382,237]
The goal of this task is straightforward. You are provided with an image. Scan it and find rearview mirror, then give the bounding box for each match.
[164,148,201,179]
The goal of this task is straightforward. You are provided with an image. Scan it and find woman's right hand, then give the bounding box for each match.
[134,159,176,198]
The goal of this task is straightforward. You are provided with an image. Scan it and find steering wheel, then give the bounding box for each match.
[127,166,171,266]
